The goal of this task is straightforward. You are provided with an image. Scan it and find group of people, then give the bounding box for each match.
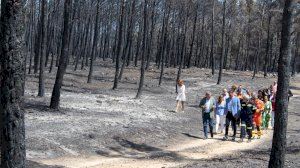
[176,80,293,142]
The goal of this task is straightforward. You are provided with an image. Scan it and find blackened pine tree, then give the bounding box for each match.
[38,0,47,97]
[50,0,73,109]
[112,0,125,90]
[0,0,26,167]
[87,0,101,83]
[136,0,148,99]
[269,0,295,167]
[217,0,226,85]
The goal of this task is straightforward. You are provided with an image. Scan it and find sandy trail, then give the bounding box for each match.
[35,132,273,168]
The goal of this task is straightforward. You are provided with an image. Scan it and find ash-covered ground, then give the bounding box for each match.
[25,60,300,168]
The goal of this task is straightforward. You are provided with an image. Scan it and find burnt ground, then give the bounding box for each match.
[24,60,300,168]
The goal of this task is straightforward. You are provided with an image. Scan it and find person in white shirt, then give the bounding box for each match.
[215,96,226,133]
[176,80,186,112]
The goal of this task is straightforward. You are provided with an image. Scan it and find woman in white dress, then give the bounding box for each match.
[176,80,186,112]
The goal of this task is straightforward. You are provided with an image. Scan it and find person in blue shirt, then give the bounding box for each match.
[223,90,241,141]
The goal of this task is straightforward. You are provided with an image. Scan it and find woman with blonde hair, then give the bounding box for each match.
[176,80,186,112]
[215,95,226,133]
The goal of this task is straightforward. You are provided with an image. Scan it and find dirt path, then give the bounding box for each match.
[34,132,273,168]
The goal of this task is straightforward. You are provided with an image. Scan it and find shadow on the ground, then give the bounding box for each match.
[26,160,64,168]
[182,133,202,139]
[24,100,49,112]
[290,86,300,91]
[24,99,69,114]
[287,128,300,134]
[286,145,300,154]
[188,104,200,108]
[95,136,186,161]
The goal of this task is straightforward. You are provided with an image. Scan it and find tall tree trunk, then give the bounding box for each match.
[118,0,137,81]
[217,0,226,85]
[235,36,242,70]
[253,14,264,79]
[146,0,156,70]
[134,13,143,67]
[198,5,205,68]
[252,37,260,79]
[112,0,125,90]
[34,0,45,74]
[292,33,299,77]
[50,0,72,109]
[264,14,272,78]
[38,0,47,97]
[210,0,215,75]
[0,0,26,167]
[81,17,91,70]
[28,0,36,75]
[159,1,170,86]
[176,10,188,93]
[87,0,101,83]
[187,3,198,68]
[269,0,294,167]
[136,0,148,99]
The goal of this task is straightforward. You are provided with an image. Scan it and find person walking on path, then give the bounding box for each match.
[252,94,265,139]
[215,96,226,134]
[270,94,276,129]
[239,96,254,142]
[223,90,241,141]
[199,92,216,139]
[176,80,186,112]
[262,96,272,130]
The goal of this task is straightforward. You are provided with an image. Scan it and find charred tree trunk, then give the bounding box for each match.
[0,0,26,167]
[87,0,101,83]
[136,0,148,99]
[176,10,188,93]
[292,33,299,77]
[81,17,91,70]
[217,0,226,84]
[252,37,260,79]
[50,0,72,109]
[269,0,294,167]
[146,0,156,70]
[252,14,263,79]
[187,3,198,68]
[235,36,242,70]
[159,2,170,86]
[38,0,47,97]
[118,0,137,81]
[264,14,272,78]
[28,0,36,75]
[210,0,215,75]
[112,0,125,90]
